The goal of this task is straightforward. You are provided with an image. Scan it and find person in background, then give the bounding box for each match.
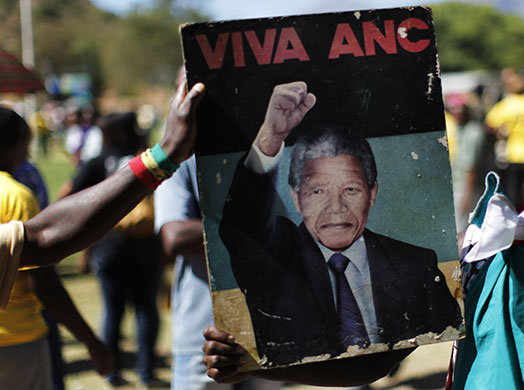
[485,68,524,209]
[0,106,114,389]
[60,112,166,388]
[64,104,103,167]
[155,155,281,390]
[15,160,65,390]
[155,66,280,390]
[445,93,486,230]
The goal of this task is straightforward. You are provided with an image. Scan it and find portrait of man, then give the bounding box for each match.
[219,81,463,366]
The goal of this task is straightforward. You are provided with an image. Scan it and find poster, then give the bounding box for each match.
[181,6,465,370]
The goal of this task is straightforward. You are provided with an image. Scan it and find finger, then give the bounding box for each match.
[172,79,189,109]
[280,81,307,95]
[203,325,237,344]
[181,82,205,115]
[206,367,239,383]
[207,367,253,384]
[203,353,245,368]
[277,86,305,104]
[203,340,245,356]
[297,92,316,116]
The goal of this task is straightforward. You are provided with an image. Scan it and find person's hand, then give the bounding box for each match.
[87,337,115,376]
[255,81,316,156]
[160,80,205,165]
[202,325,254,384]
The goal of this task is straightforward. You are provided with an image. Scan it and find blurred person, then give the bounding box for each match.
[485,68,524,208]
[0,107,114,389]
[155,155,282,390]
[64,104,103,167]
[14,161,65,390]
[60,112,166,388]
[446,93,486,230]
[29,109,53,157]
[155,65,280,390]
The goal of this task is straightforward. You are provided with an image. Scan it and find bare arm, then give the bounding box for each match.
[28,267,114,375]
[202,325,413,387]
[159,219,205,259]
[20,81,205,268]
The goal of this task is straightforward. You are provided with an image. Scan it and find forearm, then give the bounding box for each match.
[21,165,149,267]
[160,219,205,258]
[30,268,98,345]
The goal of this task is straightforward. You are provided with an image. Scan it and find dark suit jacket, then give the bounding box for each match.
[220,157,463,366]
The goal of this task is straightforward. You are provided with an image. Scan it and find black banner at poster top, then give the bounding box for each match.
[182,7,444,156]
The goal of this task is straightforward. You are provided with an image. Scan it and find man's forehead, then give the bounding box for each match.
[301,154,367,180]
[303,153,363,169]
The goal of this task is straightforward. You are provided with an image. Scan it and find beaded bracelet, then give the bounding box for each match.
[128,144,180,190]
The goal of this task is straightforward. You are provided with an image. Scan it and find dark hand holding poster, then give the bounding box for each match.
[181,7,464,370]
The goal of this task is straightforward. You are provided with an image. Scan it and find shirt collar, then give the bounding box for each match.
[317,235,367,273]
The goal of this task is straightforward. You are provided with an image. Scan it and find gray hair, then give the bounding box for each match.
[288,126,377,192]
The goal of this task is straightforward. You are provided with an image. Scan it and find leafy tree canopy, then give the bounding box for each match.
[432,2,524,71]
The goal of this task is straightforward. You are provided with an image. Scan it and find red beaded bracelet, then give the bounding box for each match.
[128,155,161,190]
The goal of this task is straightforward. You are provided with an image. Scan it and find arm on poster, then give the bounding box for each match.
[202,325,413,387]
[254,81,316,157]
[20,81,205,268]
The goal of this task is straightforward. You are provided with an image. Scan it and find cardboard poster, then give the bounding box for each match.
[181,6,465,370]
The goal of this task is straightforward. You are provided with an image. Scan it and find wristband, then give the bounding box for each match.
[151,143,179,175]
[129,155,161,190]
[141,148,171,181]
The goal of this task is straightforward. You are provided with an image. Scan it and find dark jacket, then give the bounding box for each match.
[220,157,463,366]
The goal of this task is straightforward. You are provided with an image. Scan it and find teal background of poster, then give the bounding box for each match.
[198,131,457,292]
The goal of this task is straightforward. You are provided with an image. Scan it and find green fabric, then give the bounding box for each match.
[453,172,524,389]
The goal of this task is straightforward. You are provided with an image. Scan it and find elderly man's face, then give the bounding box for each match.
[290,154,377,252]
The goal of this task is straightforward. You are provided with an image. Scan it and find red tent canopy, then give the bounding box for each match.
[0,48,45,94]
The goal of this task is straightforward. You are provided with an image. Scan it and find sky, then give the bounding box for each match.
[89,0,449,20]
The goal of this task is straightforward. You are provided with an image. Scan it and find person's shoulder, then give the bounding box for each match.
[0,172,33,198]
[0,172,40,221]
[364,229,436,259]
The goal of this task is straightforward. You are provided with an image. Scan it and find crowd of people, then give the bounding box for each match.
[0,66,524,390]
[445,67,524,229]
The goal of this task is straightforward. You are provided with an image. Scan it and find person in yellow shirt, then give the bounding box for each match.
[485,68,524,208]
[0,106,116,389]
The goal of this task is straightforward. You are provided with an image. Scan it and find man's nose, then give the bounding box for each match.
[327,191,348,213]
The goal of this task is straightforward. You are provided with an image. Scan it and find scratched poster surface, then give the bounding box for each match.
[181,7,465,370]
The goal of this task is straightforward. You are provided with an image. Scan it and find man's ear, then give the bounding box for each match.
[369,181,378,208]
[289,186,301,213]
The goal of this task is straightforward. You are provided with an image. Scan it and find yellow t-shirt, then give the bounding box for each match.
[445,112,458,164]
[0,171,47,346]
[485,94,524,164]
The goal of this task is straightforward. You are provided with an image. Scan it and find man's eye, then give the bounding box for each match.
[344,187,358,194]
[312,188,324,195]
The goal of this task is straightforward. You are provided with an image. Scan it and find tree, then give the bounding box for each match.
[432,2,524,71]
